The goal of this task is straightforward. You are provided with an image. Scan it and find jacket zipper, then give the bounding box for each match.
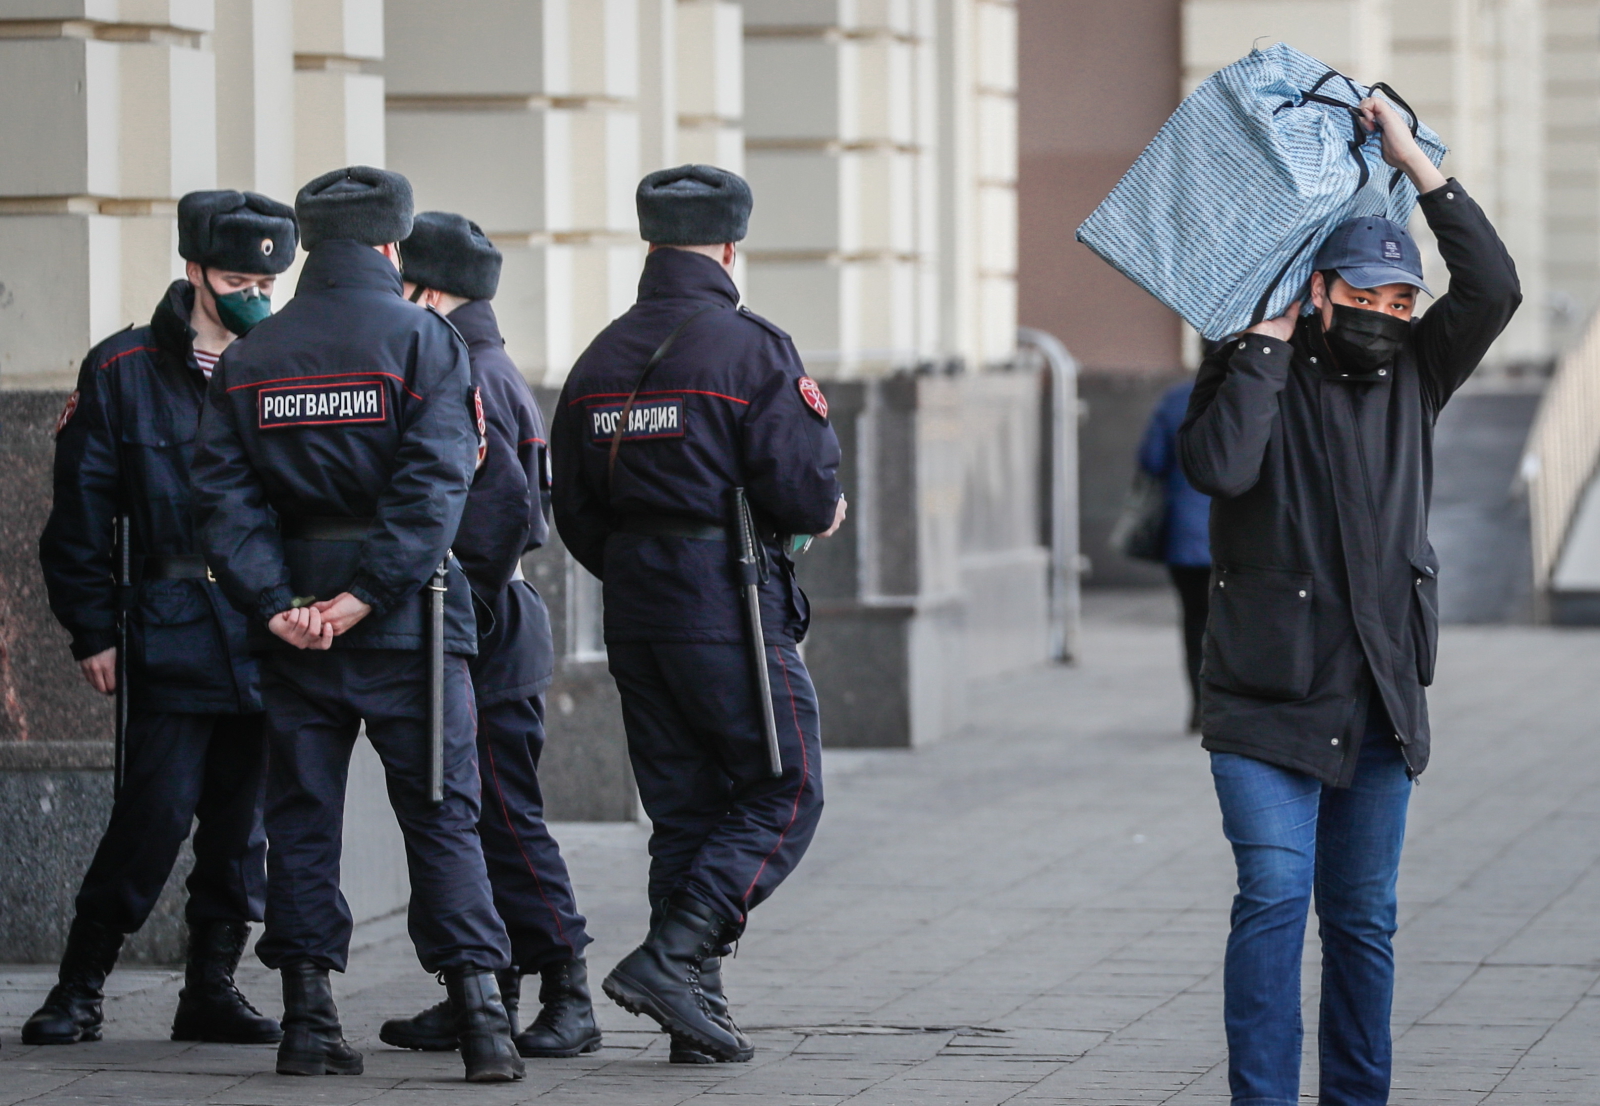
[1346,386,1420,780]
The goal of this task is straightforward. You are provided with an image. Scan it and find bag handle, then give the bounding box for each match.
[606,304,721,491]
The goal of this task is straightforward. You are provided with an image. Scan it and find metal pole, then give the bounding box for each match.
[1018,327,1082,664]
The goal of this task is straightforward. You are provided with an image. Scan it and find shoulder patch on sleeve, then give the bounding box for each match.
[54,390,80,437]
[737,305,792,343]
[471,385,488,470]
[798,376,829,422]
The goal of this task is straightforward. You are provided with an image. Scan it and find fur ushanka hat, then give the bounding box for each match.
[295,166,414,250]
[177,190,297,274]
[399,212,502,301]
[636,164,752,245]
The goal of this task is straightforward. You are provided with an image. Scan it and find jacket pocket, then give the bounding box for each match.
[1202,563,1315,700]
[1410,546,1439,686]
[132,580,221,689]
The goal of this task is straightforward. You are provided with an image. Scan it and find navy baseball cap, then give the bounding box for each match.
[1313,215,1431,296]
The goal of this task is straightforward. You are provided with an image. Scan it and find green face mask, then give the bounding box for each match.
[207,275,272,335]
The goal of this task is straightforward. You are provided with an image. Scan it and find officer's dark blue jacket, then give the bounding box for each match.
[450,299,554,701]
[192,240,479,655]
[551,248,842,644]
[39,281,260,714]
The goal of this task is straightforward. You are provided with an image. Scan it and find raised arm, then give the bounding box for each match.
[1179,316,1295,499]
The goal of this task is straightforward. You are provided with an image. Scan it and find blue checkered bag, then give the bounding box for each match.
[1076,43,1447,341]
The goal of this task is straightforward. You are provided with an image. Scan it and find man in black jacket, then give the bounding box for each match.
[192,168,521,1084]
[31,191,294,1048]
[1179,97,1521,1105]
[553,165,845,1064]
[378,212,600,1060]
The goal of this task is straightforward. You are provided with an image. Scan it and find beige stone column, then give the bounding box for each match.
[676,0,741,170]
[743,0,934,377]
[638,0,677,171]
[385,0,642,383]
[1545,0,1600,356]
[213,0,295,201]
[293,0,383,184]
[0,2,217,387]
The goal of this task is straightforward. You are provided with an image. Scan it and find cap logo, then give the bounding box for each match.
[1382,239,1402,261]
[261,238,274,256]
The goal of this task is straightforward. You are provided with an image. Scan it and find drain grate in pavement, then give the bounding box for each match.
[749,1024,1008,1036]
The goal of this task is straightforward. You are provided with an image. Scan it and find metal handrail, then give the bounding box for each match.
[1522,308,1600,607]
[1018,326,1081,663]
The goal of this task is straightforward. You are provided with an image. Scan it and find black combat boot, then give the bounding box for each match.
[514,958,603,1058]
[275,962,363,1076]
[379,968,524,1052]
[669,953,753,1063]
[21,917,124,1044]
[497,968,522,1038]
[602,891,745,1061]
[171,921,282,1044]
[444,967,525,1082]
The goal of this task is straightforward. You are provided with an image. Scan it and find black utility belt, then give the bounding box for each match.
[281,515,375,541]
[613,514,786,544]
[142,554,214,581]
[614,515,727,542]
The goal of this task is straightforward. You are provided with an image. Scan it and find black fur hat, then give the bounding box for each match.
[295,166,414,249]
[636,164,752,245]
[399,212,502,301]
[177,190,297,274]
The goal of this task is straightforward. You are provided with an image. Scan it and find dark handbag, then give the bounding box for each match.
[1110,470,1168,563]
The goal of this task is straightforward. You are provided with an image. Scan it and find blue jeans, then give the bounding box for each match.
[1211,709,1413,1106]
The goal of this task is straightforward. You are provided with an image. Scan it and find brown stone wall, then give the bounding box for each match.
[0,392,113,752]
[1017,0,1184,375]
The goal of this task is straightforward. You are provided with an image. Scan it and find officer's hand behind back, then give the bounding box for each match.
[269,606,334,650]
[1244,301,1301,343]
[312,593,372,636]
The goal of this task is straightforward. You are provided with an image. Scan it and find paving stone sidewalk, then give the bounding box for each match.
[5,591,1600,1104]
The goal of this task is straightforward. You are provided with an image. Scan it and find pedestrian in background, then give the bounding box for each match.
[1135,377,1212,733]
[30,191,294,1049]
[1179,98,1520,1105]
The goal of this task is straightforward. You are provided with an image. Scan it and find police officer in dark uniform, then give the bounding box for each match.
[552,165,846,1063]
[377,212,600,1059]
[191,167,522,1084]
[31,191,294,1048]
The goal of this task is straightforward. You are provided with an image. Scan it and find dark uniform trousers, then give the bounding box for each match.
[253,650,511,974]
[474,692,592,970]
[607,641,824,931]
[76,710,267,933]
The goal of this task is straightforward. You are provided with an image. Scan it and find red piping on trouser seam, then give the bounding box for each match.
[485,736,576,957]
[739,645,810,918]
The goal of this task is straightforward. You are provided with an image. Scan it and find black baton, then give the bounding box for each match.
[734,489,782,778]
[428,557,448,804]
[114,514,131,798]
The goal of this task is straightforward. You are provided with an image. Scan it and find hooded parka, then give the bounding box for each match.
[1178,180,1520,786]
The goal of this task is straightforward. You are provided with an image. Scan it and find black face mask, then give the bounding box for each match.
[1321,303,1409,377]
